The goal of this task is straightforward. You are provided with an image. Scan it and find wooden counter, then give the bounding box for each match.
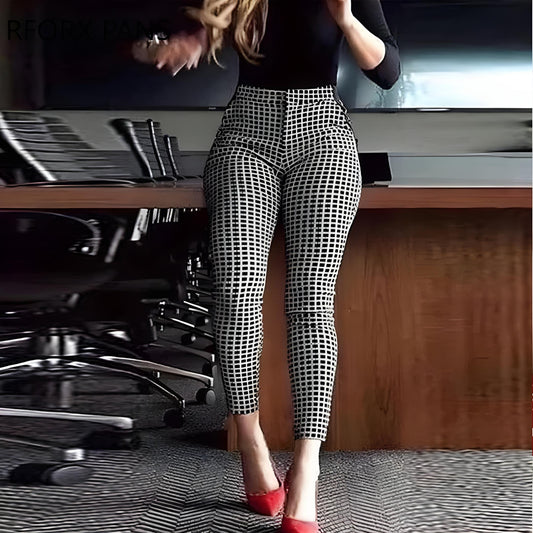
[0,181,530,209]
[237,206,531,452]
[1,183,531,451]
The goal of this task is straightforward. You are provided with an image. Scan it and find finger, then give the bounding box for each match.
[172,63,186,76]
[156,43,178,69]
[189,53,200,69]
[191,44,202,67]
[156,52,170,69]
[191,40,203,65]
[169,58,187,76]
[154,47,170,69]
[154,35,198,75]
[181,41,198,70]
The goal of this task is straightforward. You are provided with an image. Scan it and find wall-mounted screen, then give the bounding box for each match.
[8,0,532,110]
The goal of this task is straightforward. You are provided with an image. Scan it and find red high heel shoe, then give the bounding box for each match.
[279,466,319,533]
[242,453,286,516]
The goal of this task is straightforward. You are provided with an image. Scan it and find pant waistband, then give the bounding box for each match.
[232,84,339,104]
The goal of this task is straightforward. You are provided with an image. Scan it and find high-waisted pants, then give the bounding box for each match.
[202,84,362,441]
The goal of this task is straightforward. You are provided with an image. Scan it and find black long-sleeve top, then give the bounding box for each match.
[238,0,401,90]
[165,0,400,90]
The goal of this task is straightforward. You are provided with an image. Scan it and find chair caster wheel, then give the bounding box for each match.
[196,387,216,405]
[181,332,196,345]
[163,407,185,428]
[9,462,93,485]
[80,429,141,450]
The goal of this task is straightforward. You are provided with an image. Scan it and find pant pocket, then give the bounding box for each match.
[331,87,349,114]
[331,89,359,150]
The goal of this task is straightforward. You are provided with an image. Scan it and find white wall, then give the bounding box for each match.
[0,0,530,156]
[35,109,532,155]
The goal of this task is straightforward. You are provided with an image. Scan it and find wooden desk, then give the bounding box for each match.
[1,183,531,451]
[0,181,530,209]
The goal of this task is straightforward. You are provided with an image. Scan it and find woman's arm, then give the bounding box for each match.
[326,0,401,90]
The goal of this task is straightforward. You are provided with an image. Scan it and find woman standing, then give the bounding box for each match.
[134,1,400,531]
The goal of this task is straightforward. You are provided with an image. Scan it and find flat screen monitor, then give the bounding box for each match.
[11,0,532,110]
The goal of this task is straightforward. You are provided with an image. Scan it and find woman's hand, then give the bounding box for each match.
[131,28,208,76]
[324,0,355,31]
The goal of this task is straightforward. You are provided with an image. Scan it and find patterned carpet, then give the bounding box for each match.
[0,372,530,533]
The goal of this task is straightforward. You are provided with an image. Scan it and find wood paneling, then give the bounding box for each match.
[227,208,532,450]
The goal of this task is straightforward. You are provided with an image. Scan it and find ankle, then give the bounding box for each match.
[233,412,265,450]
[237,427,269,454]
[289,461,320,480]
[238,439,269,455]
[290,439,321,480]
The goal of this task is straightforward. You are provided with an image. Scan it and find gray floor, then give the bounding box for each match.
[0,371,530,533]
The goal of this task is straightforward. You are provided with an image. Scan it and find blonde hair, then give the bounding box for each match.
[184,0,268,67]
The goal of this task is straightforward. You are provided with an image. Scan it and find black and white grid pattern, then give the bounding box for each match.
[202,84,362,440]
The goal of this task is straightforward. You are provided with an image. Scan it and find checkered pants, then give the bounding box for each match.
[202,84,362,441]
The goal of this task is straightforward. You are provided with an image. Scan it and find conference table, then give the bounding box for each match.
[1,181,530,451]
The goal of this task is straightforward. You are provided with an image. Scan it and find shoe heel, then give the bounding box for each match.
[279,468,319,533]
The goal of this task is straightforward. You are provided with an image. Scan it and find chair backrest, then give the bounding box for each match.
[0,112,151,185]
[0,210,126,304]
[0,112,94,184]
[144,119,180,179]
[0,210,125,264]
[109,117,195,243]
[164,134,183,178]
[109,118,154,178]
[109,118,185,181]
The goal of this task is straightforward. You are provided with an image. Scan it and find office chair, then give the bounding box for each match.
[0,109,212,329]
[0,109,218,415]
[84,117,217,399]
[109,117,200,182]
[0,111,218,419]
[41,116,150,183]
[107,116,207,248]
[0,211,218,484]
[0,210,132,484]
[0,111,153,186]
[107,117,199,242]
[106,116,215,349]
[72,221,218,409]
